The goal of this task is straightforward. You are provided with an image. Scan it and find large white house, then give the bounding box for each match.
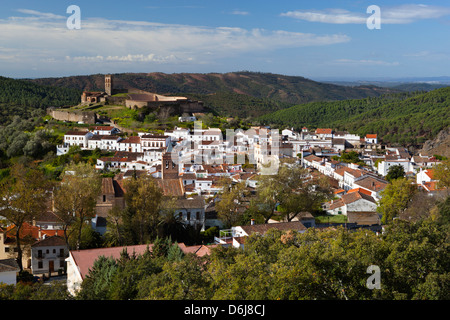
[30,235,69,276]
[63,130,93,148]
[377,159,413,176]
[324,189,378,216]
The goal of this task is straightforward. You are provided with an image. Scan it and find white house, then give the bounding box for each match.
[87,135,122,151]
[175,196,206,231]
[195,177,222,194]
[90,126,120,136]
[365,134,378,144]
[325,190,378,216]
[417,168,435,185]
[416,168,441,193]
[282,128,298,140]
[140,134,171,151]
[63,130,93,148]
[117,136,142,153]
[0,259,20,285]
[30,235,69,276]
[315,128,333,139]
[377,159,413,176]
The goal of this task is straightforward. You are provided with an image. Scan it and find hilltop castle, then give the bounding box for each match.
[81,74,205,114]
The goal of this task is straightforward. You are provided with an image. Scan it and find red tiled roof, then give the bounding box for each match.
[156,178,185,196]
[70,244,153,279]
[177,243,218,257]
[329,199,345,210]
[425,169,434,180]
[119,136,141,144]
[423,181,442,192]
[304,154,322,162]
[31,235,66,248]
[353,176,388,192]
[4,222,59,242]
[347,188,373,196]
[315,128,332,134]
[341,191,376,205]
[365,134,377,139]
[90,126,114,131]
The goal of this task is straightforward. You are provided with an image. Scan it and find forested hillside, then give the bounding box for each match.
[258,87,450,147]
[0,76,81,124]
[28,71,397,118]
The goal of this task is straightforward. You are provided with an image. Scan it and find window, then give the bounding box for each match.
[103,195,106,202]
[38,261,43,269]
[187,212,191,220]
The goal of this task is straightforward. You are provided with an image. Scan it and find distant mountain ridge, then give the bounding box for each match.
[27,71,398,118]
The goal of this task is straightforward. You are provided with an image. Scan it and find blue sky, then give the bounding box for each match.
[1,0,449,80]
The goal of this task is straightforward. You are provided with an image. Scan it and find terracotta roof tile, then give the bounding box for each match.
[315,128,333,134]
[70,244,152,279]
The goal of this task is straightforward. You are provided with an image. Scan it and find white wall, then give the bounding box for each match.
[65,254,82,296]
[0,271,17,285]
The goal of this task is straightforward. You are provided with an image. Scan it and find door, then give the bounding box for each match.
[49,260,54,273]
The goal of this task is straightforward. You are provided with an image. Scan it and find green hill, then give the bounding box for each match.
[258,87,450,147]
[0,76,81,124]
[27,71,398,118]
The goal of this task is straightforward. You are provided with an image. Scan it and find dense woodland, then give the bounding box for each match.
[0,76,80,125]
[258,87,450,147]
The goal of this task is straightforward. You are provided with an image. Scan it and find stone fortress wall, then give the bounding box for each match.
[47,108,97,124]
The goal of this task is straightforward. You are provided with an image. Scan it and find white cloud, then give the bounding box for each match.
[0,9,351,74]
[15,9,66,20]
[334,59,400,66]
[67,54,180,63]
[281,4,450,24]
[231,10,250,16]
[281,9,366,24]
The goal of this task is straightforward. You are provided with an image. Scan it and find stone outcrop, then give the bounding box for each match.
[420,127,450,158]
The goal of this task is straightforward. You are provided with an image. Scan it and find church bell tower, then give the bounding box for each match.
[105,74,113,96]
